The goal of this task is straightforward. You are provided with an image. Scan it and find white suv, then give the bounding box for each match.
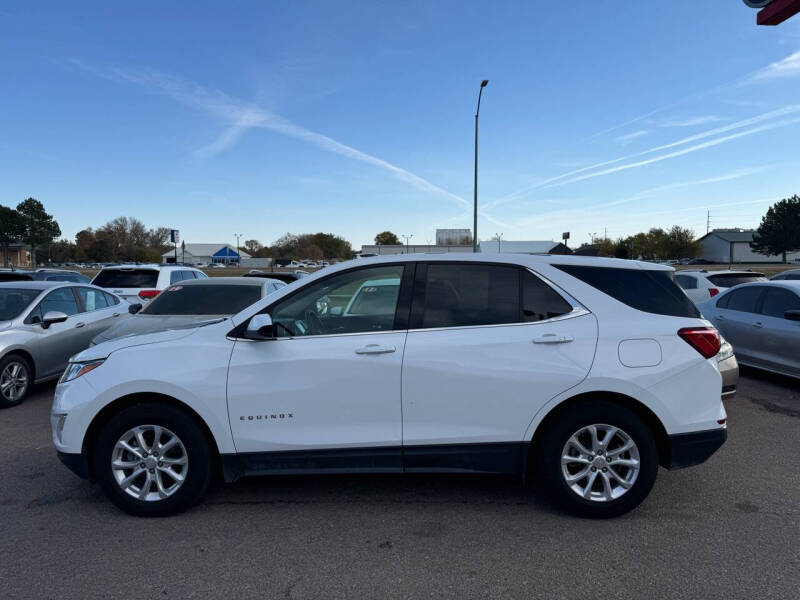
[91,264,207,305]
[53,255,727,518]
[675,269,767,303]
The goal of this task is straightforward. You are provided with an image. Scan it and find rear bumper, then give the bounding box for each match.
[665,428,727,470]
[57,451,90,480]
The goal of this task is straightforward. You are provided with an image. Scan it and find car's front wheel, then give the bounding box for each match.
[92,402,213,516]
[536,401,659,518]
[0,354,32,409]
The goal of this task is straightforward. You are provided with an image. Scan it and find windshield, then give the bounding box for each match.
[0,288,40,320]
[707,273,767,288]
[142,284,262,315]
[92,269,158,288]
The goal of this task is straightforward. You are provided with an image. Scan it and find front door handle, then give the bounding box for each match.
[112,313,120,318]
[75,322,86,329]
[753,322,763,328]
[533,334,574,344]
[355,344,396,355]
[714,315,724,320]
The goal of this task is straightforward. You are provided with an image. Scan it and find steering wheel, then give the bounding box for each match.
[303,310,326,335]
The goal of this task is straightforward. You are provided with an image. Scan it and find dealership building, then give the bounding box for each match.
[161,243,251,265]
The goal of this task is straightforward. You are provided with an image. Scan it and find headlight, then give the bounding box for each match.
[59,360,105,383]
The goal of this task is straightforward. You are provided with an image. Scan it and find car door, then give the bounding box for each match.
[400,263,597,473]
[75,287,124,341]
[25,287,87,378]
[755,287,800,375]
[709,286,766,364]
[226,263,411,467]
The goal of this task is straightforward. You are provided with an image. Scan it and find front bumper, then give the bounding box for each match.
[57,451,91,480]
[665,428,727,469]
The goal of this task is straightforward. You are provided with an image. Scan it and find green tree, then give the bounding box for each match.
[0,205,26,267]
[244,239,262,255]
[16,198,61,266]
[751,195,800,263]
[664,225,699,259]
[374,231,400,245]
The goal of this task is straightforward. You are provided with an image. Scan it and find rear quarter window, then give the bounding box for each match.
[554,264,700,318]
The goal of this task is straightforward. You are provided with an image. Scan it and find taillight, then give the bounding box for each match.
[138,289,161,299]
[709,288,719,297]
[678,327,720,359]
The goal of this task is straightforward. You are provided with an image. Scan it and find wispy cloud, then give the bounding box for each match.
[486,104,800,209]
[655,115,725,127]
[614,129,650,145]
[71,61,470,210]
[751,50,800,81]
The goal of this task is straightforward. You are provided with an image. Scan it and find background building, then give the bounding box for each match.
[697,229,800,263]
[161,243,250,265]
[436,229,472,245]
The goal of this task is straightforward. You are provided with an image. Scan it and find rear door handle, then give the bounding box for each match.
[753,322,763,328]
[714,315,724,320]
[75,322,86,329]
[355,344,396,355]
[112,312,120,318]
[533,334,574,344]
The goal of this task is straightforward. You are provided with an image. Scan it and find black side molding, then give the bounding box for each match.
[57,451,90,480]
[665,428,727,470]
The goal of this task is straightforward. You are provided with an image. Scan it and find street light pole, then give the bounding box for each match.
[473,79,489,253]
[234,233,243,267]
[402,234,413,254]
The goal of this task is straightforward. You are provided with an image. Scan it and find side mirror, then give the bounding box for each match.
[244,314,275,340]
[129,303,143,315]
[784,310,800,322]
[41,311,68,329]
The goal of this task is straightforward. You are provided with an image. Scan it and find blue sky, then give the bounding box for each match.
[1,1,799,249]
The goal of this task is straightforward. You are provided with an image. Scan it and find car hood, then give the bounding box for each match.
[91,315,228,346]
[76,320,224,362]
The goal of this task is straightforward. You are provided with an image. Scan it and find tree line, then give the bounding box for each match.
[582,225,700,260]
[243,233,354,261]
[0,198,61,267]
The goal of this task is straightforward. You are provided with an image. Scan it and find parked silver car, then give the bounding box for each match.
[0,281,127,407]
[697,281,800,379]
[91,276,285,346]
[771,269,800,281]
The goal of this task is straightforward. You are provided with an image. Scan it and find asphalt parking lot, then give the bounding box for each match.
[1,371,798,600]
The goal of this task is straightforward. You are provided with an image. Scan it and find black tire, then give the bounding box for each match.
[0,353,33,409]
[92,402,213,517]
[535,401,659,518]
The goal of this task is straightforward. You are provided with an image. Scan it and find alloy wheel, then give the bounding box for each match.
[111,425,189,501]
[560,424,640,502]
[0,361,28,402]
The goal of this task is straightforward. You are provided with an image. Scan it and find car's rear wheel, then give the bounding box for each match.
[536,401,658,518]
[0,354,32,409]
[93,402,213,516]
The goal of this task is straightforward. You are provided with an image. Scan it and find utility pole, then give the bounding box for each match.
[473,79,489,253]
[706,210,711,234]
[401,234,413,254]
[589,232,597,245]
[234,233,243,267]
[495,232,503,252]
[604,227,607,240]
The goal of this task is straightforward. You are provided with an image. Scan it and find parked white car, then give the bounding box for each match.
[675,269,767,303]
[53,254,726,518]
[91,264,207,305]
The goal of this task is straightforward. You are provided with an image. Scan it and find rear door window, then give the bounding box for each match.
[724,287,764,314]
[92,269,158,288]
[415,264,519,328]
[759,288,800,319]
[76,287,110,312]
[706,273,767,287]
[554,265,700,318]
